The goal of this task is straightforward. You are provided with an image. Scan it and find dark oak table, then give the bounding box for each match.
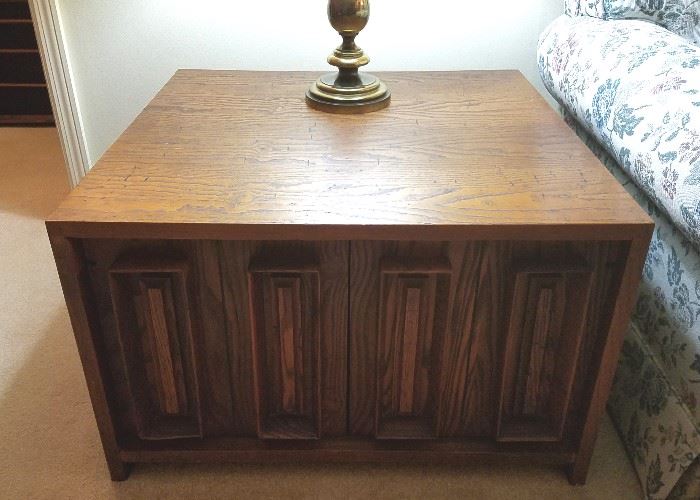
[47,70,652,483]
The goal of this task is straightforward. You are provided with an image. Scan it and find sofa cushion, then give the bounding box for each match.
[559,74,700,500]
[562,99,700,500]
[539,15,700,249]
[565,0,700,44]
[564,111,700,430]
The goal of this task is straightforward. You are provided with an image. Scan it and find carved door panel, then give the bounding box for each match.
[248,265,321,438]
[349,241,510,439]
[350,241,612,444]
[85,238,619,446]
[219,241,349,439]
[108,258,203,440]
[496,262,593,442]
[83,240,231,442]
[86,240,348,442]
[374,258,451,438]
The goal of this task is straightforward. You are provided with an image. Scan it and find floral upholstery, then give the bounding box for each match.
[539,15,700,248]
[564,0,700,44]
[565,113,700,499]
[539,10,700,499]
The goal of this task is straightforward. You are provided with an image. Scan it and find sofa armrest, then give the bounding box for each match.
[564,0,603,17]
[539,14,700,248]
[565,0,700,44]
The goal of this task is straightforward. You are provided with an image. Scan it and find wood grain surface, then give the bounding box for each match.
[497,265,592,443]
[219,241,348,438]
[375,260,451,439]
[249,268,321,439]
[46,70,651,241]
[82,240,235,440]
[349,240,631,442]
[108,263,202,440]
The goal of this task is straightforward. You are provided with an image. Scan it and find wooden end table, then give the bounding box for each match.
[47,70,652,483]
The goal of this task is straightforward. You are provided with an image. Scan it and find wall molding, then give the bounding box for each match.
[29,0,89,188]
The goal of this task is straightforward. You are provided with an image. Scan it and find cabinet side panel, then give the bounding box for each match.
[48,235,130,480]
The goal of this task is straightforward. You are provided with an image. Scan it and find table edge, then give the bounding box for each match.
[45,220,655,242]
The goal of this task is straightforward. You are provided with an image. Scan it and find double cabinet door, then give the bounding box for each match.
[85,239,625,445]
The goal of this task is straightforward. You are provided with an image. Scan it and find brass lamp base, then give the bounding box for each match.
[306,72,390,114]
[307,0,390,114]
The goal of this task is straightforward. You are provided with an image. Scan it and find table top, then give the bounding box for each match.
[47,70,652,241]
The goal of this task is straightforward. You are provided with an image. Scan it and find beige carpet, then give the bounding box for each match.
[0,127,643,499]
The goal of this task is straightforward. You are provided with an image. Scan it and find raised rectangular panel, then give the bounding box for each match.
[375,258,451,439]
[497,262,593,442]
[248,263,321,439]
[108,258,202,440]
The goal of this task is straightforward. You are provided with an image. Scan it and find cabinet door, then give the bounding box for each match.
[219,241,348,439]
[86,239,348,442]
[349,241,624,443]
[374,257,451,438]
[83,240,232,441]
[496,263,592,442]
[350,241,510,438]
[108,257,203,440]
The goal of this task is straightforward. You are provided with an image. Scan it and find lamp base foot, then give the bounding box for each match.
[306,72,391,114]
[305,90,391,114]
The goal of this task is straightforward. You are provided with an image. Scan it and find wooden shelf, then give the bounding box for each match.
[0,2,51,121]
[0,48,37,53]
[0,82,46,87]
[0,1,31,22]
[0,113,54,125]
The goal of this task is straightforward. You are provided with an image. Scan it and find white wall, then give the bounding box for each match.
[56,0,563,166]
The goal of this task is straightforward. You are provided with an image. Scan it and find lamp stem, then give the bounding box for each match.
[305,0,390,114]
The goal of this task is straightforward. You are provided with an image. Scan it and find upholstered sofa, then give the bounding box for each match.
[538,1,700,498]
